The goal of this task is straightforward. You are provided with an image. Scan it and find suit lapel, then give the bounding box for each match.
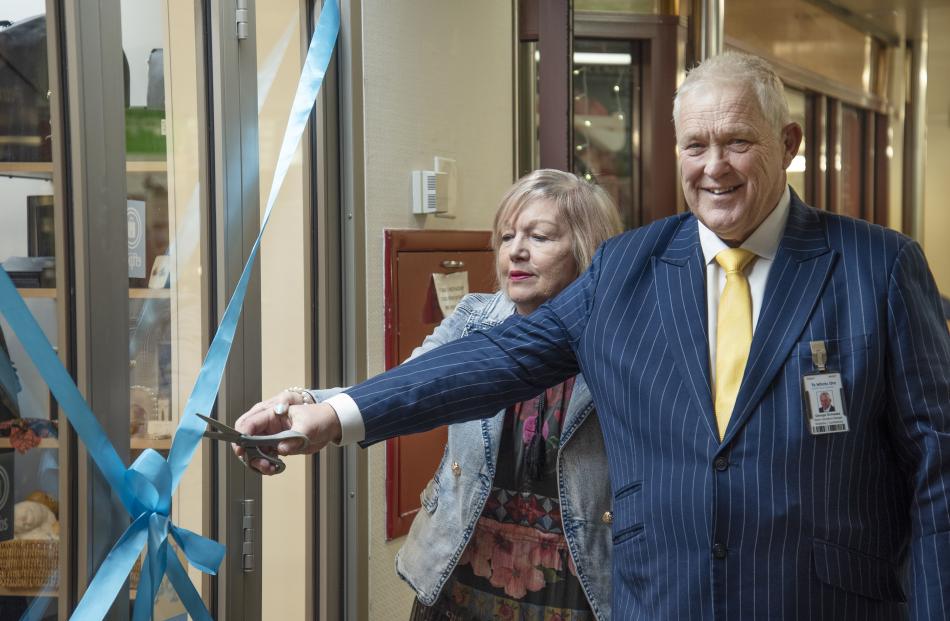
[721,197,837,444]
[655,219,718,441]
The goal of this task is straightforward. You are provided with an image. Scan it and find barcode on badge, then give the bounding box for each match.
[811,422,849,435]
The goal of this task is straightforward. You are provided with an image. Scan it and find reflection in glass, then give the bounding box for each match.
[573,39,639,228]
[785,87,807,200]
[120,0,205,616]
[0,5,61,618]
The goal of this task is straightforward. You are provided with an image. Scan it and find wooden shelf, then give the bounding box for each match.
[0,160,167,178]
[15,288,56,299]
[129,288,170,299]
[126,160,167,173]
[0,586,58,598]
[0,162,53,176]
[0,438,170,451]
[131,437,172,451]
[0,438,58,449]
[13,287,170,299]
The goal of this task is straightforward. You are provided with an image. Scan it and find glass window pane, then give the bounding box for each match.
[573,39,639,227]
[120,0,206,616]
[0,3,62,618]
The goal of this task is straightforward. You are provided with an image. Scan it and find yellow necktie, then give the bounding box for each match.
[714,248,757,440]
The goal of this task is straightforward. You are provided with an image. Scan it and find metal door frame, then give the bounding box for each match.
[207,0,264,618]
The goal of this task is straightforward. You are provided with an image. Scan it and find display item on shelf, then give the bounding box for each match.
[13,500,57,541]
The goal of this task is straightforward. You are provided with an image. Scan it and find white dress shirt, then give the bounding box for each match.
[699,185,790,385]
[327,186,793,446]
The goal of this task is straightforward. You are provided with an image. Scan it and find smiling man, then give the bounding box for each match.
[238,53,950,619]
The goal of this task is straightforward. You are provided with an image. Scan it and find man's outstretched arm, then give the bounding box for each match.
[234,242,603,469]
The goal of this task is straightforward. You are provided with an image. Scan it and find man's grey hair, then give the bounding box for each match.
[673,52,791,136]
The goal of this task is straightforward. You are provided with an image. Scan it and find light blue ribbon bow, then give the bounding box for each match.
[0,2,339,619]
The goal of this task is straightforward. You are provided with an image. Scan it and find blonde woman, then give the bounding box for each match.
[244,170,622,620]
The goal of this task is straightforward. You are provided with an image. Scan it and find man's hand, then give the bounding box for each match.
[233,391,343,475]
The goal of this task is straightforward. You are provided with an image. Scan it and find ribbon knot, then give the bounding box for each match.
[72,449,225,621]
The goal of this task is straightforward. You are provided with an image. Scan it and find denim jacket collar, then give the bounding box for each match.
[463,293,593,449]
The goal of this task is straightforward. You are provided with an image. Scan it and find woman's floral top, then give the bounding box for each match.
[410,377,594,621]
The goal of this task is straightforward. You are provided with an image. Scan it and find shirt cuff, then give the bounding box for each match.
[323,393,365,446]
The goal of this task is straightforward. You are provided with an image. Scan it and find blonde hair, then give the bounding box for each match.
[673,52,790,136]
[492,169,623,281]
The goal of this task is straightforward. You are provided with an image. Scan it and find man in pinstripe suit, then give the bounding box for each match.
[239,53,950,619]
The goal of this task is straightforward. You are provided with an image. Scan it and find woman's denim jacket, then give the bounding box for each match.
[393,292,612,620]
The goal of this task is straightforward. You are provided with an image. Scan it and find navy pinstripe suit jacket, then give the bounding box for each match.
[349,194,950,619]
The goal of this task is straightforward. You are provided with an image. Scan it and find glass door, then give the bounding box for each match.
[572,39,642,228]
[1,0,274,618]
[518,7,679,229]
[0,2,67,618]
[119,0,210,617]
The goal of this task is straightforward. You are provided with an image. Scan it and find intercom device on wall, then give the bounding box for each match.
[411,169,448,215]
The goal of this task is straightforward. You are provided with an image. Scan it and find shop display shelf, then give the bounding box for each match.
[0,438,58,450]
[0,585,59,598]
[0,160,167,178]
[13,288,56,299]
[130,437,172,451]
[11,287,170,299]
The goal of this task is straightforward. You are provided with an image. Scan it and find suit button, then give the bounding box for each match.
[451,462,461,477]
[712,543,727,559]
[602,511,613,524]
[714,456,729,471]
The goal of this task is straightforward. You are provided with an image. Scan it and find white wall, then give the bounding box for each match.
[256,2,310,620]
[358,0,515,616]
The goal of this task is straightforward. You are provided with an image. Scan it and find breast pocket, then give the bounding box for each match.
[796,334,871,363]
[419,477,440,515]
[796,334,875,427]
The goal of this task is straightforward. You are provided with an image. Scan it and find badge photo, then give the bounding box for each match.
[803,372,849,435]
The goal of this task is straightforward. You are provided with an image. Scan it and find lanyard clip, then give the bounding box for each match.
[809,340,828,372]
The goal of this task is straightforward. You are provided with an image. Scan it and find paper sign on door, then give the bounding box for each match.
[431,271,469,318]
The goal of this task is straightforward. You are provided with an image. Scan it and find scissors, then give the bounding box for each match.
[197,413,309,474]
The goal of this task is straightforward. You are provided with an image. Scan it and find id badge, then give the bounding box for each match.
[802,341,850,436]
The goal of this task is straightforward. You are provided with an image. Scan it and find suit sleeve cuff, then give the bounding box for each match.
[323,393,365,446]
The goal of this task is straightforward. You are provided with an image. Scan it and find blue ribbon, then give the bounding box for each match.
[0,2,339,619]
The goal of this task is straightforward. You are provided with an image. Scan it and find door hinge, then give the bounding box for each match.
[236,0,250,40]
[242,499,255,572]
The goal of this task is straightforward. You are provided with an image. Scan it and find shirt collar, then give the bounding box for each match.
[698,185,791,265]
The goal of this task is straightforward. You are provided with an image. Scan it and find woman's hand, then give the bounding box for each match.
[233,390,343,475]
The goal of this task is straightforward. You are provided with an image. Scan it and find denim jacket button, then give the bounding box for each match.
[602,511,613,524]
[451,462,462,477]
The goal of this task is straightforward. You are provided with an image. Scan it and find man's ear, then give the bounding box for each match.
[781,122,804,169]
